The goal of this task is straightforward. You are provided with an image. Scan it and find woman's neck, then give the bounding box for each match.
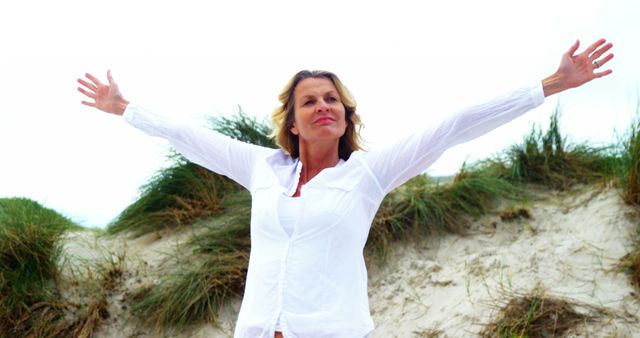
[298,144,339,182]
[294,141,340,196]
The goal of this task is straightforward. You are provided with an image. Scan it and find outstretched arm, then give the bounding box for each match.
[542,39,614,97]
[77,70,130,115]
[76,70,274,191]
[364,38,615,195]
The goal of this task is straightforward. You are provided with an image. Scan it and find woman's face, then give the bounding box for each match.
[291,77,347,149]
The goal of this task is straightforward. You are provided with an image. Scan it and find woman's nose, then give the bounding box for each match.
[316,99,330,112]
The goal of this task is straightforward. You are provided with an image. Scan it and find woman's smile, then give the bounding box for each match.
[314,116,335,124]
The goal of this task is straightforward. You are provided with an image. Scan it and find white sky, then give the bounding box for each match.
[1,0,639,228]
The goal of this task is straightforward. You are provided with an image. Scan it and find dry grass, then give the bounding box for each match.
[499,208,531,222]
[64,250,127,337]
[1,240,127,338]
[619,247,640,293]
[412,328,445,337]
[481,289,604,338]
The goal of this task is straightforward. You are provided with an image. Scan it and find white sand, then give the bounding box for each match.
[61,186,640,337]
[369,186,640,337]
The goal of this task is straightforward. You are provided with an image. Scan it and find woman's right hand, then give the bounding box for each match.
[77,70,129,116]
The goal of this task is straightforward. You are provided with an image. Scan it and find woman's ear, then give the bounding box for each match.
[290,123,299,135]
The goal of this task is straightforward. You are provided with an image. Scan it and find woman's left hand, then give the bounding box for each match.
[542,38,614,97]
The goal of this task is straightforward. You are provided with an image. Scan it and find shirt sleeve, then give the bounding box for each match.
[363,82,545,194]
[122,104,273,190]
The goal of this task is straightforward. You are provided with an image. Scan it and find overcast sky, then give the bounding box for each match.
[1,0,639,228]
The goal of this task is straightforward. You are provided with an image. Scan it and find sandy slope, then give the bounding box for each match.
[62,186,640,337]
[369,186,640,337]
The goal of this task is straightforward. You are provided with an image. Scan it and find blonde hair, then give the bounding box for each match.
[271,70,363,160]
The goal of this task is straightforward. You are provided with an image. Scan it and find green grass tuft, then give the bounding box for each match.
[0,197,80,336]
[496,109,616,189]
[620,115,640,206]
[131,191,251,330]
[107,161,242,236]
[208,106,276,148]
[617,112,640,295]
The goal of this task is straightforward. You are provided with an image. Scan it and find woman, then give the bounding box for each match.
[78,39,613,338]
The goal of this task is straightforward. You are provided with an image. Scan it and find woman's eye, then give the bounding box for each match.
[326,97,338,103]
[304,100,314,106]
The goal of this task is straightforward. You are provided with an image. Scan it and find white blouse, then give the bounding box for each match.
[277,194,303,237]
[123,83,545,338]
[276,194,303,331]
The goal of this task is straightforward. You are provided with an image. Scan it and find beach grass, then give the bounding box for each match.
[0,197,80,336]
[494,109,616,189]
[368,168,519,263]
[54,250,127,338]
[107,161,242,236]
[131,191,251,331]
[620,114,640,206]
[481,288,600,338]
[618,112,640,294]
[84,249,128,334]
[207,106,276,147]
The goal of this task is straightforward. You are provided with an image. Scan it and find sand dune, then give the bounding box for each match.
[62,186,640,337]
